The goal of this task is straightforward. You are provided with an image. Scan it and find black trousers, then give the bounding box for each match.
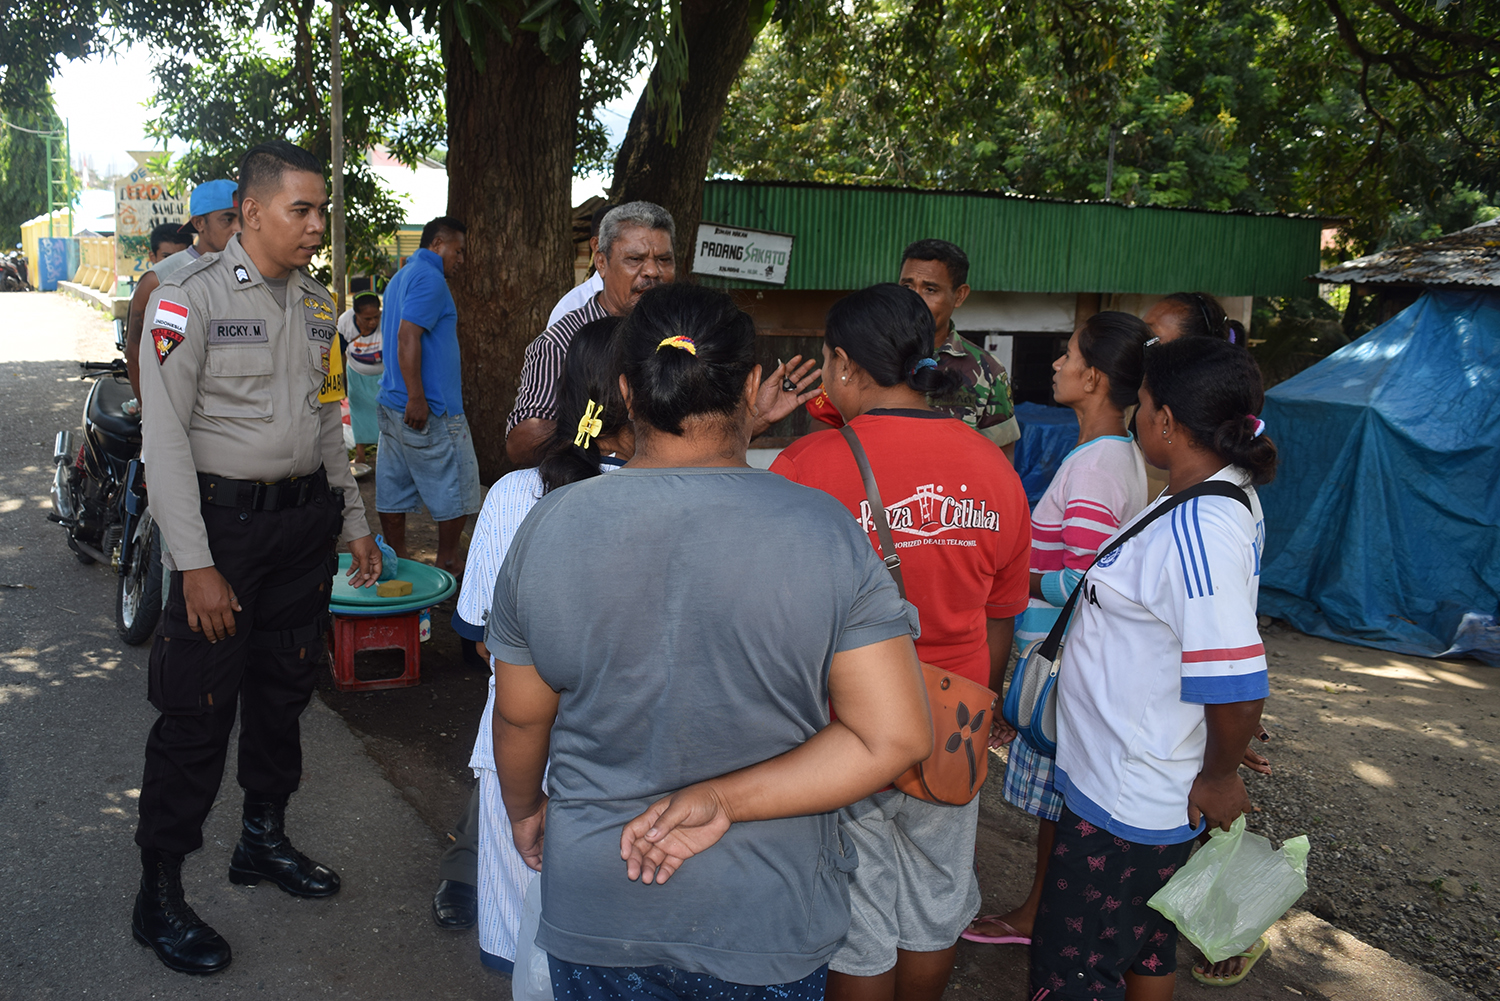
[135,488,342,857]
[436,784,480,885]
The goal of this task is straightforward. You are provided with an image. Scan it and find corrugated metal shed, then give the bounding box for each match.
[699,180,1325,299]
[1315,218,1500,287]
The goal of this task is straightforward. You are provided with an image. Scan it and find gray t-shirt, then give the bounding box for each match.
[487,466,914,985]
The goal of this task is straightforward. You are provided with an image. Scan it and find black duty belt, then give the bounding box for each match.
[198,467,328,512]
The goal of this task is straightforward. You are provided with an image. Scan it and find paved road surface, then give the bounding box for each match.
[0,292,497,999]
[0,291,1475,1001]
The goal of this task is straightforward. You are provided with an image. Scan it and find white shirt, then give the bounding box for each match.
[547,271,604,328]
[337,307,384,376]
[455,461,622,773]
[1054,465,1269,844]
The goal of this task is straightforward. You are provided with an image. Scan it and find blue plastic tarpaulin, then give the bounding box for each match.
[1013,402,1079,506]
[1257,290,1500,664]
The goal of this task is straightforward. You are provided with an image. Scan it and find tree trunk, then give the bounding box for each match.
[608,0,760,272]
[446,22,581,481]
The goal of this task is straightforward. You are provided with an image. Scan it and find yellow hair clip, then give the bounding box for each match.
[574,400,604,447]
[656,335,697,356]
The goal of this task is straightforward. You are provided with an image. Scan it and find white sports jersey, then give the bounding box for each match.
[547,271,604,328]
[1054,465,1269,844]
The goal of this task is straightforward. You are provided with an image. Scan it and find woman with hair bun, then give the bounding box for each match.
[489,283,933,1001]
[772,283,1032,1001]
[1031,337,1277,1001]
[964,310,1152,950]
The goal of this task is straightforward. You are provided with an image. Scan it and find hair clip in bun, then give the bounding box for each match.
[656,335,697,356]
[910,357,938,376]
[1247,414,1266,438]
[574,400,604,447]
[1144,336,1161,348]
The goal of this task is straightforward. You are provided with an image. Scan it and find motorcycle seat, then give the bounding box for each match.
[88,376,142,439]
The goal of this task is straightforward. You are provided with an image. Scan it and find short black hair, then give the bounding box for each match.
[420,216,467,249]
[237,140,324,202]
[150,223,192,255]
[901,238,969,289]
[352,291,381,313]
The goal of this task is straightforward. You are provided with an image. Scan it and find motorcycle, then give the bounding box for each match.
[1,248,31,292]
[49,320,163,644]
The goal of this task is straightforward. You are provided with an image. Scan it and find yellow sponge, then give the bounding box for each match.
[376,579,413,598]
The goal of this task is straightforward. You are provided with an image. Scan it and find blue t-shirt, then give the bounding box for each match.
[378,249,463,416]
[486,466,915,986]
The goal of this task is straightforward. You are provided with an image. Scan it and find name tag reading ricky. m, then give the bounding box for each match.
[207,319,269,344]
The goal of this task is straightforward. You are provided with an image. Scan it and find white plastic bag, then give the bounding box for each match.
[511,875,553,1001]
[1147,814,1309,962]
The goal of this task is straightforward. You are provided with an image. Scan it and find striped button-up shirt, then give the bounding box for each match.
[506,294,611,432]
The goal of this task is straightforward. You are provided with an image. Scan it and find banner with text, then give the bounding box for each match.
[115,152,189,282]
[691,223,794,285]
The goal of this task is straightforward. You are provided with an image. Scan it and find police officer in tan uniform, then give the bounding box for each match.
[133,140,382,975]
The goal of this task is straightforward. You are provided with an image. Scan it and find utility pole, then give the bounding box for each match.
[331,1,346,316]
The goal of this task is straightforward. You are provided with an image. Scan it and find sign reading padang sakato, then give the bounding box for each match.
[691,223,795,286]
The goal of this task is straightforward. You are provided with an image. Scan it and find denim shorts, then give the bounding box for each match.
[375,404,482,522]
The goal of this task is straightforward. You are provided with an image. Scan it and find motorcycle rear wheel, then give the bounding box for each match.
[117,514,163,645]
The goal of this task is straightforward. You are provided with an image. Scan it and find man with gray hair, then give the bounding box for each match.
[505,200,675,465]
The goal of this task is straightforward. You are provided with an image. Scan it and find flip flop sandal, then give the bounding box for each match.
[959,915,1031,945]
[1191,936,1269,987]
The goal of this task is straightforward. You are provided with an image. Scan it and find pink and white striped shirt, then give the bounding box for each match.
[1018,435,1147,645]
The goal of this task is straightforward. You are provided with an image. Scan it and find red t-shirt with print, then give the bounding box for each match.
[771,410,1031,688]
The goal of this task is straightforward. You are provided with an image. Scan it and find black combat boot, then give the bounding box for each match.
[227,794,341,897]
[132,849,233,974]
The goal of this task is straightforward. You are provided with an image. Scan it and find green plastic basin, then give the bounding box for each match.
[329,554,457,616]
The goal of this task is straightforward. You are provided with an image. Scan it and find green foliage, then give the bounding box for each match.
[367,0,709,146]
[144,2,445,278]
[0,97,64,245]
[713,0,1500,256]
[1250,295,1349,387]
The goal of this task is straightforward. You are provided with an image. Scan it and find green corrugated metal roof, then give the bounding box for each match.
[699,181,1324,299]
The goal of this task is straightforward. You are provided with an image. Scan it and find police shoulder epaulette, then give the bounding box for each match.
[157,250,221,290]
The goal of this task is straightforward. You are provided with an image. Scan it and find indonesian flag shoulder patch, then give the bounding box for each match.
[152,327,184,365]
[153,299,190,334]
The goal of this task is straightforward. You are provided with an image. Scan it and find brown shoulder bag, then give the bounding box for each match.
[839,425,997,806]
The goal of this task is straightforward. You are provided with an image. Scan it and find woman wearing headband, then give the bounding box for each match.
[1032,337,1277,1000]
[1143,292,1248,347]
[488,283,931,1001]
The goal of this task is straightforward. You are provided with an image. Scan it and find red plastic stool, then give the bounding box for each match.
[328,611,422,691]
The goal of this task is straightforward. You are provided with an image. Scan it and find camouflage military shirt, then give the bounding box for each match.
[930,325,1020,447]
